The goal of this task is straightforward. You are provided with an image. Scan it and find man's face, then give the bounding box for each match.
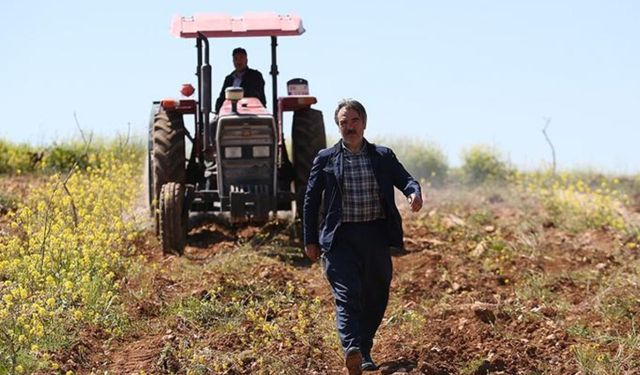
[233,53,248,72]
[337,107,366,149]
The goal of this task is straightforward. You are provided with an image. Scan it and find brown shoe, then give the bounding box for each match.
[345,348,363,375]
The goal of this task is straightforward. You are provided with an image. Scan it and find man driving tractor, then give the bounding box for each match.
[214,47,266,113]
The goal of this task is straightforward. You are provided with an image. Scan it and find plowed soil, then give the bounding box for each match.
[7,183,639,374]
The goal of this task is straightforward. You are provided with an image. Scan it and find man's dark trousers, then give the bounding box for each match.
[321,219,392,356]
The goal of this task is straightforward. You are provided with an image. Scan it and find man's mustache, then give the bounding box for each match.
[345,129,357,135]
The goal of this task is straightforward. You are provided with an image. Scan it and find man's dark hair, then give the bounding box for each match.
[232,47,247,56]
[334,98,367,125]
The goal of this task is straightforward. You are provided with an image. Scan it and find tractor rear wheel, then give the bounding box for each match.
[292,108,326,219]
[152,109,186,233]
[159,182,187,255]
[146,103,160,213]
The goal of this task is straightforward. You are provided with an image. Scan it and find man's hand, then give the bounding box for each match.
[305,244,321,262]
[408,192,423,212]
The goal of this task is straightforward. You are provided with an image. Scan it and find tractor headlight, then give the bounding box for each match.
[224,146,242,158]
[252,145,270,158]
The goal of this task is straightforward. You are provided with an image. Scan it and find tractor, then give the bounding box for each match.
[148,13,326,254]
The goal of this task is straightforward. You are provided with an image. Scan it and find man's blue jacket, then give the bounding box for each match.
[303,140,421,251]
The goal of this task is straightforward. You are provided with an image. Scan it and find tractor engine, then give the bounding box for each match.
[213,93,277,223]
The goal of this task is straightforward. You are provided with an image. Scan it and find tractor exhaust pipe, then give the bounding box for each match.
[200,45,212,114]
[197,33,212,150]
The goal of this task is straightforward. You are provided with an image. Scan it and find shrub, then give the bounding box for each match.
[372,137,449,185]
[40,141,92,171]
[0,140,9,174]
[460,145,511,184]
[0,137,145,175]
[0,193,17,215]
[0,140,37,174]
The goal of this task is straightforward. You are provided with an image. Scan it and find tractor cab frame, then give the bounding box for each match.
[148,13,326,254]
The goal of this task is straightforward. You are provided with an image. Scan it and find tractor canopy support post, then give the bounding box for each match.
[270,36,279,125]
[270,36,283,168]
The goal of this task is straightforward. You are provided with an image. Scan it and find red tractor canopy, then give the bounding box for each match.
[171,13,305,38]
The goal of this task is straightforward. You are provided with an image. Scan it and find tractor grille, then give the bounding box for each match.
[216,115,277,198]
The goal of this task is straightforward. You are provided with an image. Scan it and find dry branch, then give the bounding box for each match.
[542,117,556,175]
[39,112,93,269]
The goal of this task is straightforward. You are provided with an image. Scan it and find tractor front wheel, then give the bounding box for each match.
[152,109,186,233]
[159,182,187,255]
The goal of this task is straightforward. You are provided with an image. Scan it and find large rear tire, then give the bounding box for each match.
[152,110,186,233]
[146,103,160,214]
[159,182,187,255]
[292,108,326,220]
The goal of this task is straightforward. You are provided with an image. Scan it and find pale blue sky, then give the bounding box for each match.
[1,1,638,172]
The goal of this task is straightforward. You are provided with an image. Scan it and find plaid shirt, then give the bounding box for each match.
[341,141,385,222]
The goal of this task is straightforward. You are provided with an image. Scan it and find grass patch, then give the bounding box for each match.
[155,245,337,373]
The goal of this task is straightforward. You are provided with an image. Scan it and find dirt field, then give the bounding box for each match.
[4,180,640,374]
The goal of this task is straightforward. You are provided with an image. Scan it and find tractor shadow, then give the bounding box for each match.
[184,213,312,268]
[186,213,236,249]
[243,219,313,268]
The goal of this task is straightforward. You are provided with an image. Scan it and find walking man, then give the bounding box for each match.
[303,99,423,374]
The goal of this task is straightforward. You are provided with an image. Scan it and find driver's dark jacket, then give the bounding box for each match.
[214,67,266,113]
[303,140,421,251]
